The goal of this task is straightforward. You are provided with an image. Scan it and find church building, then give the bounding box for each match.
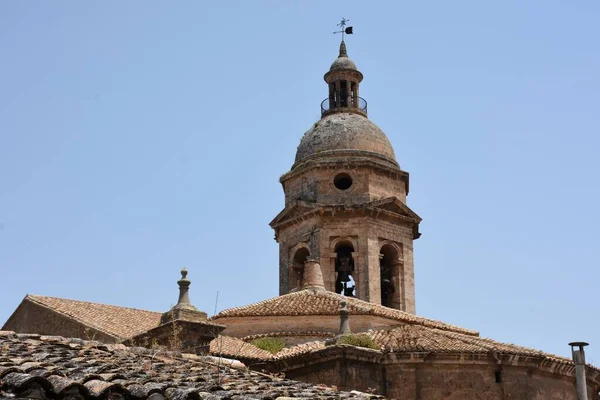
[3,33,600,400]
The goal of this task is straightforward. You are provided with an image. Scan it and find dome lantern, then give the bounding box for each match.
[321,41,367,117]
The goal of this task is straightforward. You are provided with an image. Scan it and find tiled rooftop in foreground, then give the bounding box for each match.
[0,331,385,400]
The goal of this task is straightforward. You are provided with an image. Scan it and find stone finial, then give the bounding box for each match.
[302,259,325,290]
[160,268,205,325]
[339,40,348,58]
[339,300,351,334]
[177,267,193,307]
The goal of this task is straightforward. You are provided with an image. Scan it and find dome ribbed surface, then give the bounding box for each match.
[294,113,397,165]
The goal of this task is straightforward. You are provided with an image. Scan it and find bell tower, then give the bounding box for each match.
[270,38,421,314]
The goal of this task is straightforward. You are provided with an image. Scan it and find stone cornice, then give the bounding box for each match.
[270,198,421,239]
[283,150,405,182]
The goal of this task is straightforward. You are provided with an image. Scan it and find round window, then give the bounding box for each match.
[334,173,353,191]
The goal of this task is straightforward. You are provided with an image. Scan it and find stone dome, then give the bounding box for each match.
[330,56,357,71]
[294,113,397,166]
[329,41,358,72]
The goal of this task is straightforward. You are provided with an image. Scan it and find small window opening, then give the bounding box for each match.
[335,245,355,297]
[495,370,503,383]
[334,173,353,191]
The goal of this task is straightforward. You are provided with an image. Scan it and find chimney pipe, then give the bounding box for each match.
[569,341,589,400]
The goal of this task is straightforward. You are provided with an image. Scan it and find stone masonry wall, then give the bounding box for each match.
[368,168,407,203]
[283,164,406,207]
[3,300,116,343]
[275,152,417,311]
[276,210,417,312]
[284,358,385,395]
[280,352,594,400]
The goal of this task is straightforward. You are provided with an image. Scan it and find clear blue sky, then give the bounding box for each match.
[1,1,599,364]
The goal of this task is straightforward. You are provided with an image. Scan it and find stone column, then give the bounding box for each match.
[402,240,416,314]
[366,236,381,304]
[351,251,360,298]
[279,242,289,295]
[345,80,352,108]
[335,81,341,108]
[329,83,335,110]
[392,260,404,310]
[328,252,338,293]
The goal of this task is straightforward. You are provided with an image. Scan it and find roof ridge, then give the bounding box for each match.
[212,289,478,336]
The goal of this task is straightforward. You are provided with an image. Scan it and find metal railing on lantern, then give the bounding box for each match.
[321,96,368,117]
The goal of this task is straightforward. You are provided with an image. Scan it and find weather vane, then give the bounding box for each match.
[333,17,354,41]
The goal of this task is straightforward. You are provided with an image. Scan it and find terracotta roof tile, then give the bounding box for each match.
[243,331,336,341]
[0,331,385,399]
[274,340,327,360]
[209,335,273,361]
[212,289,478,336]
[367,325,580,363]
[23,295,162,340]
[245,325,600,373]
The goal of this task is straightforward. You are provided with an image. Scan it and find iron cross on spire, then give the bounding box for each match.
[333,17,354,41]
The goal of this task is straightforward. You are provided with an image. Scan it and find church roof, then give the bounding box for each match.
[369,324,556,357]
[0,331,384,399]
[211,289,478,336]
[256,327,599,374]
[205,325,597,374]
[8,295,162,340]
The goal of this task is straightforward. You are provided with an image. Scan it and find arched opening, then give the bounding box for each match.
[335,242,355,297]
[289,247,310,291]
[339,80,348,107]
[379,244,401,308]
